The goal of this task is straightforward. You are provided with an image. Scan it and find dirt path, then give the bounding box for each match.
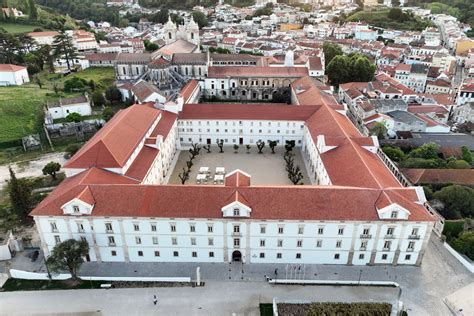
[0,152,67,187]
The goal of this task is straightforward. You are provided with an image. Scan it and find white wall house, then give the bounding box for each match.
[46,95,92,120]
[0,64,29,86]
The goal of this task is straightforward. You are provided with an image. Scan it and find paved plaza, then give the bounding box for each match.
[1,236,472,315]
[168,145,310,185]
[0,281,399,316]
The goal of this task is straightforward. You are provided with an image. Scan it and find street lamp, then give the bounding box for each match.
[42,251,52,281]
[358,269,363,285]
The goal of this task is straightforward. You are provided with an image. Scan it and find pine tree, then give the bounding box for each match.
[8,167,33,220]
[28,0,37,20]
[52,30,78,71]
[2,0,8,9]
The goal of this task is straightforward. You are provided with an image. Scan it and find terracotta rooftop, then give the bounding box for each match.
[208,66,308,78]
[403,169,474,186]
[0,64,26,72]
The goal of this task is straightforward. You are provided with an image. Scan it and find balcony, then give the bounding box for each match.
[108,242,116,247]
[233,244,240,249]
[384,234,395,239]
[408,235,420,240]
[406,248,414,252]
[106,229,114,234]
[231,232,242,237]
[382,247,391,251]
[360,247,367,251]
[360,234,372,239]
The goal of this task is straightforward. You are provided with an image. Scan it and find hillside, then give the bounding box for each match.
[347,8,434,31]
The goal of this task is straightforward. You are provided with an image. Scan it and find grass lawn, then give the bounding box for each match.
[0,22,44,34]
[2,279,105,291]
[260,304,273,316]
[0,67,115,144]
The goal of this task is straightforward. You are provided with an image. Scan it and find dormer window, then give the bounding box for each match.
[390,211,398,219]
[73,206,80,213]
[233,208,240,216]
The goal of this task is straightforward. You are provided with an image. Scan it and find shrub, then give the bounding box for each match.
[433,185,474,219]
[443,220,465,242]
[451,231,474,261]
[382,146,405,162]
[65,113,82,123]
[64,77,89,92]
[446,159,471,169]
[105,86,122,103]
[408,143,440,160]
[399,158,439,169]
[91,91,106,107]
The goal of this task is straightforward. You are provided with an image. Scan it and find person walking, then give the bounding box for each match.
[153,295,157,305]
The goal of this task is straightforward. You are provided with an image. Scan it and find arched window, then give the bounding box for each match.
[191,32,194,40]
[168,32,172,39]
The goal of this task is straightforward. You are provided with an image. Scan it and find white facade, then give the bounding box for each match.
[35,214,432,265]
[0,66,29,86]
[47,100,92,120]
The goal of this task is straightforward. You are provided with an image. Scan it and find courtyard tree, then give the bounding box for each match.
[246,144,251,153]
[42,161,61,180]
[186,159,193,171]
[284,152,295,173]
[256,140,265,154]
[189,142,201,159]
[52,30,78,71]
[285,140,295,153]
[268,140,277,154]
[288,165,304,185]
[216,139,224,153]
[233,144,239,153]
[8,167,32,220]
[46,239,89,280]
[178,168,189,185]
[203,144,211,153]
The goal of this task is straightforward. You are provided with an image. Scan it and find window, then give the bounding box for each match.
[359,254,365,259]
[50,222,58,232]
[233,225,240,233]
[191,238,196,246]
[405,254,411,260]
[361,241,367,249]
[173,251,179,257]
[411,228,419,236]
[408,241,415,250]
[382,254,388,260]
[338,227,344,235]
[105,223,113,232]
[151,224,157,232]
[135,237,142,245]
[383,241,391,250]
[73,206,80,213]
[391,211,398,218]
[259,252,265,258]
[209,252,214,257]
[297,240,303,247]
[152,237,158,245]
[80,236,87,243]
[53,235,60,244]
[260,225,266,234]
[234,238,240,247]
[170,224,176,232]
[207,224,213,233]
[76,222,84,232]
[208,238,214,246]
[138,251,143,257]
[154,251,160,257]
[190,224,196,233]
[111,250,117,256]
[316,240,322,248]
[296,253,301,259]
[336,241,342,248]
[278,226,284,234]
[277,240,283,247]
[192,251,197,258]
[362,228,370,235]
[133,223,140,231]
[334,253,340,259]
[260,239,266,247]
[108,236,115,245]
[298,226,304,235]
[318,227,324,235]
[233,208,240,216]
[387,227,394,235]
[172,237,178,245]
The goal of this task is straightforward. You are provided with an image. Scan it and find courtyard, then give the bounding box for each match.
[167,145,310,186]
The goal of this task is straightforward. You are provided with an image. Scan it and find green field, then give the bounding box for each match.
[0,22,43,34]
[0,67,115,143]
[347,9,434,31]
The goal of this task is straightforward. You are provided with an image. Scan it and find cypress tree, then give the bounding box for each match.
[28,0,37,20]
[8,167,33,220]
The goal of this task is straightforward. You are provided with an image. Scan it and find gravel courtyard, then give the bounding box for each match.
[168,145,310,185]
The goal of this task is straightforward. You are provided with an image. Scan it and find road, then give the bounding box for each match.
[0,282,399,316]
[0,152,66,187]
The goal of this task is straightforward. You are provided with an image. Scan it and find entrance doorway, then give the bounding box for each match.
[207,138,211,145]
[232,251,242,262]
[85,254,91,262]
[239,137,243,145]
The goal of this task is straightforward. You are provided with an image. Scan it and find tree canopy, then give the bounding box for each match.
[326,53,375,87]
[8,167,32,220]
[322,42,343,67]
[433,185,474,219]
[192,11,208,28]
[46,239,89,279]
[42,161,61,179]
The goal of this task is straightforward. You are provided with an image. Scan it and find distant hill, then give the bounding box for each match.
[347,8,434,31]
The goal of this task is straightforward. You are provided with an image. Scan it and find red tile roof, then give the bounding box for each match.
[180,79,200,103]
[0,64,26,72]
[65,105,161,169]
[208,66,308,78]
[403,169,474,186]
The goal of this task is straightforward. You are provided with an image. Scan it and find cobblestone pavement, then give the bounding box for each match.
[168,145,310,185]
[0,281,399,316]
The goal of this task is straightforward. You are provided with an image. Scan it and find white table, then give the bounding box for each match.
[196,174,207,183]
[199,167,210,174]
[215,167,225,174]
[213,174,224,184]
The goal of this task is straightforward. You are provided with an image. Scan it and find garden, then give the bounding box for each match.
[276,302,393,316]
